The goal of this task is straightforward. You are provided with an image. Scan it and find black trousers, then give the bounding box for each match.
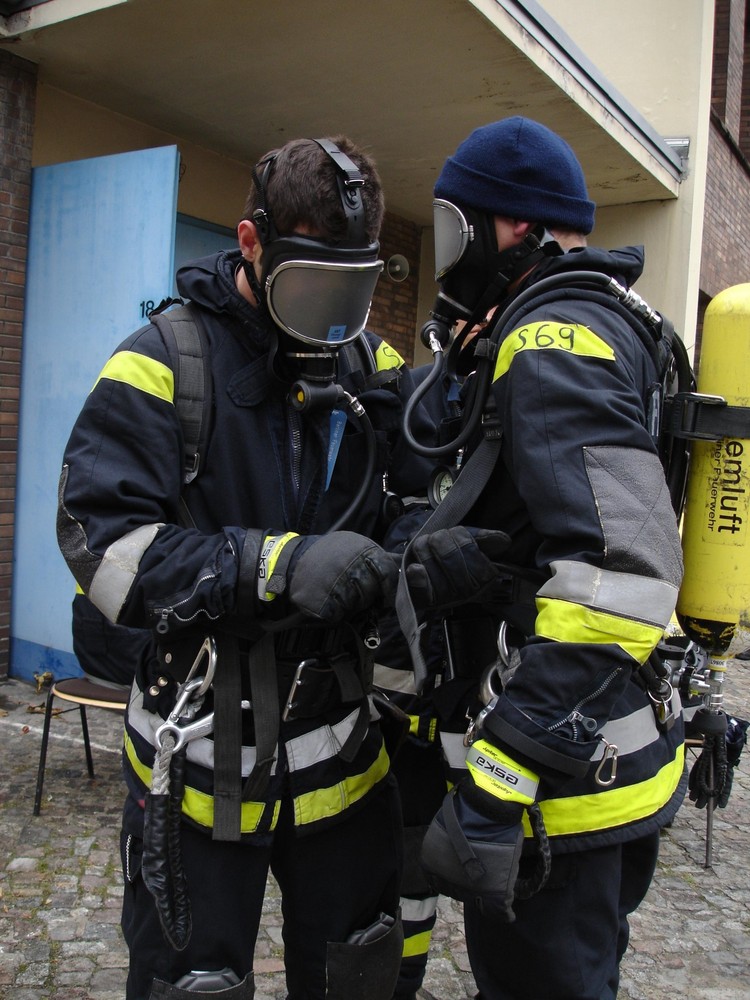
[466,831,661,1000]
[120,776,403,1000]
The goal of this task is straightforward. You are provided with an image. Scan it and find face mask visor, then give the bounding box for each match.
[433,198,472,281]
[266,258,384,347]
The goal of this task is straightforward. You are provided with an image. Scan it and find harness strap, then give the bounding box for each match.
[151,304,212,485]
[211,633,244,841]
[396,433,503,692]
[329,645,370,764]
[241,632,279,804]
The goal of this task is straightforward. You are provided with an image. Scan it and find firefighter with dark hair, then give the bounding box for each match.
[400,117,686,1000]
[57,135,434,1000]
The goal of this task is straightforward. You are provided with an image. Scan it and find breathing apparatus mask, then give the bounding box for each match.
[244,138,383,386]
[401,200,565,468]
[426,198,559,350]
[240,139,392,534]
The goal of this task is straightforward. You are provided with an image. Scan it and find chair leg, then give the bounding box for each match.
[79,704,95,778]
[33,685,56,816]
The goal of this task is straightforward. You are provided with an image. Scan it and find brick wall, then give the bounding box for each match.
[711,0,746,134]
[368,211,422,365]
[712,0,731,119]
[698,1,750,362]
[701,123,750,301]
[0,51,36,678]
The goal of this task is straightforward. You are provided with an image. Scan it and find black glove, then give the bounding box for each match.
[421,736,539,922]
[688,733,726,809]
[687,711,748,810]
[281,531,399,623]
[718,716,748,808]
[405,526,511,612]
[421,783,524,922]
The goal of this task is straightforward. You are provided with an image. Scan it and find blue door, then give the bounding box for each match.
[11,147,180,682]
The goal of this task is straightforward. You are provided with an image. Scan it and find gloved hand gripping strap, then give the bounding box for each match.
[395,434,502,692]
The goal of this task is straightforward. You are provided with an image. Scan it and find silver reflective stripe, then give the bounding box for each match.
[127,687,270,775]
[439,730,469,770]
[88,523,164,622]
[538,560,678,629]
[372,663,418,695]
[400,896,439,922]
[284,707,362,773]
[591,687,683,760]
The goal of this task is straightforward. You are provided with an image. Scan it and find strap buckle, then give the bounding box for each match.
[669,392,728,440]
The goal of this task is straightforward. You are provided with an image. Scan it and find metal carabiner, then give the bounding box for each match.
[464,696,498,748]
[594,739,619,787]
[155,676,214,752]
[157,709,216,753]
[181,634,217,697]
[496,621,510,667]
[648,679,676,731]
[478,661,501,707]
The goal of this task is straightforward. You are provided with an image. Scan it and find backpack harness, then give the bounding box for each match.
[140,300,398,947]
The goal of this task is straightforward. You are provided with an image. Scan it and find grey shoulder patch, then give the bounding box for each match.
[583,446,683,587]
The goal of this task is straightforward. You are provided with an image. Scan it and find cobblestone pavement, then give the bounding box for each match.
[1,649,749,999]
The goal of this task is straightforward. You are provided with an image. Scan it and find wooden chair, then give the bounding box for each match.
[33,676,129,816]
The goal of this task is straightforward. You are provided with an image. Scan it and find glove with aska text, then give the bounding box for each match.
[405,526,511,612]
[420,738,539,922]
[257,530,399,623]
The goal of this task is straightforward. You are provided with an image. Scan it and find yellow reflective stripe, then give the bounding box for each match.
[536,597,664,665]
[522,744,684,838]
[293,742,390,826]
[124,733,278,834]
[493,322,615,381]
[408,713,420,735]
[95,351,174,402]
[402,930,433,959]
[258,532,299,602]
[375,341,405,371]
[467,739,539,805]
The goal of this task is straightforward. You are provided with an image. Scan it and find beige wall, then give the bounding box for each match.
[32,85,251,230]
[542,0,715,351]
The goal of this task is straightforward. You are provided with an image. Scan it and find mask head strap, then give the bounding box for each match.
[251,153,279,244]
[251,139,368,248]
[312,138,367,245]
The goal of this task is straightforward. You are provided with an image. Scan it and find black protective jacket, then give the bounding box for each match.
[437,245,687,850]
[57,249,431,839]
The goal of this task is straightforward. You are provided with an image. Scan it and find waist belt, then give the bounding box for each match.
[211,625,371,843]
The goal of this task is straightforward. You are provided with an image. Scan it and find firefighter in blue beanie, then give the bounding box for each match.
[401,117,686,1000]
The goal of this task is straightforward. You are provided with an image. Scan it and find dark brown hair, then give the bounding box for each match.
[242,135,384,244]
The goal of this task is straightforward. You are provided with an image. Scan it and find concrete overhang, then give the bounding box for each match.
[1,0,684,227]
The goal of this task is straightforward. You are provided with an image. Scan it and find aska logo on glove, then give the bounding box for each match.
[467,739,539,805]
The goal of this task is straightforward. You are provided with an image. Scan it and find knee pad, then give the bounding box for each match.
[325,910,403,1000]
[148,969,254,998]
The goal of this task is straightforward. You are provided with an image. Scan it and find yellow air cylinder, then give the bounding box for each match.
[676,283,750,654]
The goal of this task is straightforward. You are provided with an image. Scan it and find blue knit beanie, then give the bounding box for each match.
[435,117,595,234]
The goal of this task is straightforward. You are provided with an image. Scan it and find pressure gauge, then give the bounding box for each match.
[428,465,458,508]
